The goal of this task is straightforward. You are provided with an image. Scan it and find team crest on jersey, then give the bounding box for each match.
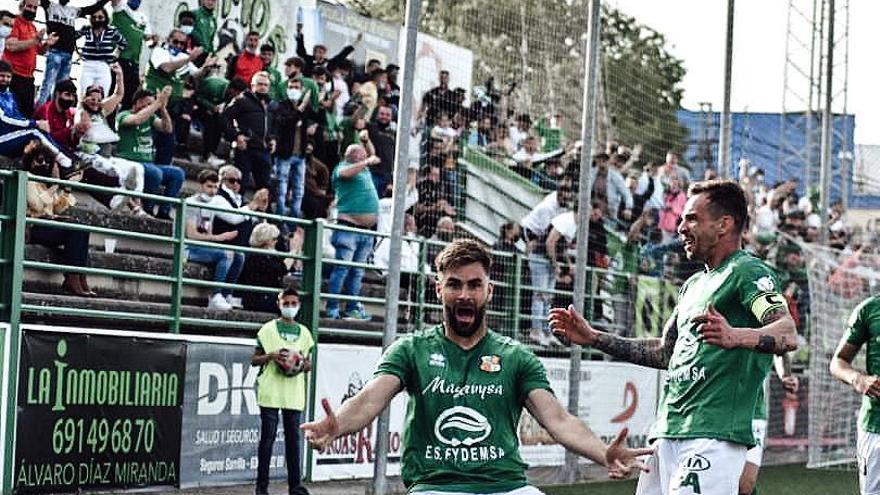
[429,353,447,367]
[754,276,775,292]
[479,355,501,373]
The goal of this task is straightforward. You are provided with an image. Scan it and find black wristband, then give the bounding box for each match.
[756,335,776,353]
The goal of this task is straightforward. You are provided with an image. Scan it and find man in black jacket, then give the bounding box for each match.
[268,77,315,221]
[367,104,396,197]
[224,71,272,191]
[294,27,358,78]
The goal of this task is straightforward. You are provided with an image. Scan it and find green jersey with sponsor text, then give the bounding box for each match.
[844,296,880,433]
[652,250,785,447]
[375,326,552,493]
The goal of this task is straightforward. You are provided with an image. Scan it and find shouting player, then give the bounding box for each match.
[302,239,652,494]
[830,296,880,495]
[550,180,798,495]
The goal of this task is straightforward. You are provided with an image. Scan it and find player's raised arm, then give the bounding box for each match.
[695,303,798,355]
[301,374,403,450]
[831,333,880,398]
[524,388,652,478]
[549,304,678,369]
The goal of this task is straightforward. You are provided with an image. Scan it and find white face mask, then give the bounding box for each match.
[280,305,299,319]
[0,26,11,38]
[246,46,258,54]
[287,88,302,102]
[180,25,194,35]
[323,82,332,92]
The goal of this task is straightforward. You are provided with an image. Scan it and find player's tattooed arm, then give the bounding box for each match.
[697,303,798,354]
[753,307,799,354]
[592,313,678,369]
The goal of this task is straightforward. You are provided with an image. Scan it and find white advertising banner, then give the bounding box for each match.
[519,359,660,467]
[309,344,407,481]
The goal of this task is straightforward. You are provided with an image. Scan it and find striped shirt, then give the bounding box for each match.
[77,26,127,63]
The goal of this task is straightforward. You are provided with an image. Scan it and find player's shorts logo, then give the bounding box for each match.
[682,453,711,472]
[434,406,492,447]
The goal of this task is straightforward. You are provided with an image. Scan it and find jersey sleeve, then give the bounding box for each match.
[844,298,873,347]
[374,336,413,390]
[300,325,315,355]
[516,345,553,404]
[737,260,788,323]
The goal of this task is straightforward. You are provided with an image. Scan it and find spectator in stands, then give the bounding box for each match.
[238,222,291,313]
[509,113,532,151]
[591,152,632,223]
[418,70,454,128]
[110,0,152,108]
[485,122,515,157]
[704,166,717,180]
[658,150,690,189]
[24,143,95,297]
[355,67,386,121]
[3,0,59,117]
[115,87,186,219]
[325,143,381,320]
[635,162,664,214]
[300,146,331,220]
[373,212,420,277]
[489,221,520,319]
[259,44,286,101]
[0,61,78,172]
[294,25,356,77]
[251,285,313,495]
[269,77,313,222]
[283,56,319,111]
[385,63,400,111]
[185,169,243,310]
[0,11,16,59]
[658,176,686,244]
[225,71,273,191]
[228,31,263,87]
[520,181,573,346]
[312,66,342,174]
[194,71,243,166]
[76,76,147,214]
[36,0,109,105]
[190,0,216,59]
[414,164,455,238]
[468,116,493,148]
[76,8,126,96]
[329,59,352,118]
[367,105,396,196]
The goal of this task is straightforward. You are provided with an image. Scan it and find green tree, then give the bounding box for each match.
[347,0,688,166]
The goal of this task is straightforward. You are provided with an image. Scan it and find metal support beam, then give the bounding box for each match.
[719,0,735,179]
[818,0,834,246]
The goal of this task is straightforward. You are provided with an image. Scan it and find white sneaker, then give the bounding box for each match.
[208,293,233,310]
[528,328,551,347]
[226,295,243,309]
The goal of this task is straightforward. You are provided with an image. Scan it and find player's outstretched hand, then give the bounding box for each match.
[604,427,653,479]
[548,304,600,346]
[301,398,340,451]
[853,374,880,398]
[781,375,800,394]
[694,304,739,349]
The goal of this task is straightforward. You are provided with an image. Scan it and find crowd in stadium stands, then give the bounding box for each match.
[0,0,862,341]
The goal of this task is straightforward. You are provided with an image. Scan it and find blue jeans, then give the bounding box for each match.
[256,407,302,495]
[37,49,72,105]
[141,163,185,216]
[274,155,305,219]
[186,246,244,296]
[529,255,555,331]
[326,229,374,313]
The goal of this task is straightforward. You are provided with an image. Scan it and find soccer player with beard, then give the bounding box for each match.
[302,239,652,494]
[550,180,798,495]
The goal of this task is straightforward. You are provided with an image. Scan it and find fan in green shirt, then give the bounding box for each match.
[301,240,651,493]
[191,0,217,54]
[551,180,799,493]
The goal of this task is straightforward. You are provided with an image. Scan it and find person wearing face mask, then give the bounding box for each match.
[111,0,153,109]
[238,223,293,313]
[2,0,60,117]
[258,43,286,102]
[75,8,126,97]
[268,77,314,223]
[283,56,320,111]
[223,71,273,191]
[251,285,313,495]
[36,0,110,106]
[227,31,264,89]
[32,78,82,149]
[0,11,15,59]
[176,10,195,50]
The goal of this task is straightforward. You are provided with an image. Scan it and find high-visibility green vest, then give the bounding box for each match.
[256,319,314,410]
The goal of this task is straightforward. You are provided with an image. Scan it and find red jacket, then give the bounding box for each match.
[232,51,263,85]
[1,16,41,78]
[33,100,77,149]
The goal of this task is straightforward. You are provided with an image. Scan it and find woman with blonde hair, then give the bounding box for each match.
[238,222,293,313]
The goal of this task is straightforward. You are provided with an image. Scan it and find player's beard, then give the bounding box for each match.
[444,301,486,338]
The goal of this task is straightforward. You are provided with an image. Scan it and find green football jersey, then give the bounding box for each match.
[375,326,552,493]
[652,250,785,447]
[844,296,880,433]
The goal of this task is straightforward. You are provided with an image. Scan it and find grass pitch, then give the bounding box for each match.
[542,464,860,495]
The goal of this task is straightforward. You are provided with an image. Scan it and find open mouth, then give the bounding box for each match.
[454,305,476,324]
[682,237,695,251]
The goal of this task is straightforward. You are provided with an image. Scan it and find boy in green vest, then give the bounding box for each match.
[251,286,314,495]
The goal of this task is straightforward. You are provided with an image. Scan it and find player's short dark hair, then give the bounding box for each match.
[177,10,195,21]
[688,179,749,233]
[53,79,77,96]
[278,285,299,299]
[285,56,305,68]
[246,30,260,39]
[435,239,492,275]
[260,43,274,53]
[0,60,12,74]
[197,169,219,184]
[131,88,155,104]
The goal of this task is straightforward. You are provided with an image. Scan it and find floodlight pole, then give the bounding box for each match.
[719,0,734,179]
[818,0,834,246]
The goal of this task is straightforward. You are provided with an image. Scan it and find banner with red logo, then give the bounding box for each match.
[309,344,407,481]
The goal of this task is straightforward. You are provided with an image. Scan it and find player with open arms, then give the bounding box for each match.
[830,296,880,495]
[550,180,798,495]
[302,239,652,494]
